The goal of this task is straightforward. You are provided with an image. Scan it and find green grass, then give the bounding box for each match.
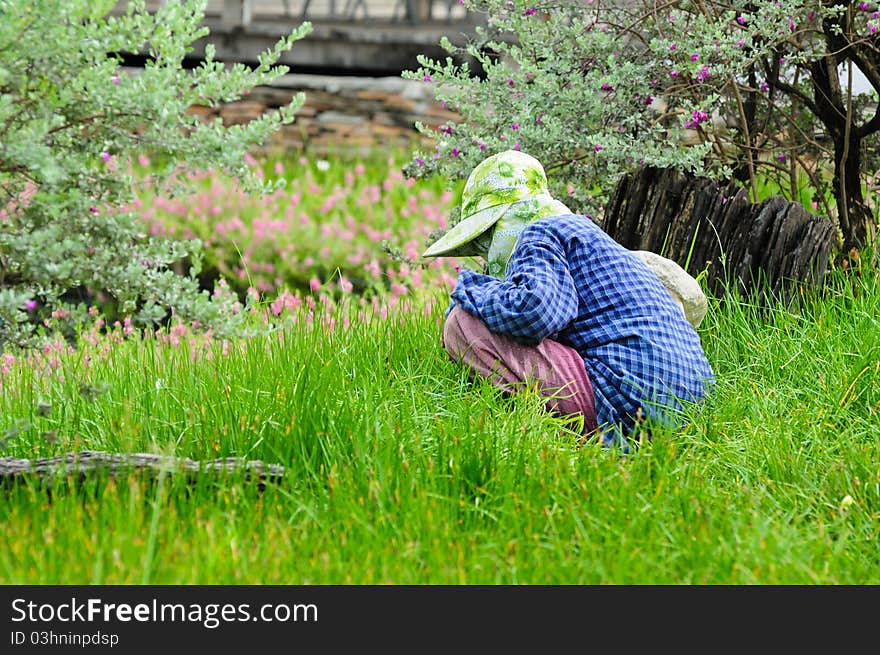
[2,263,879,584]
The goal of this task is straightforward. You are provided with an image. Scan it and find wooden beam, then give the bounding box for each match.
[0,450,285,490]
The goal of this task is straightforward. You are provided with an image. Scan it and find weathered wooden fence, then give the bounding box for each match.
[602,166,838,306]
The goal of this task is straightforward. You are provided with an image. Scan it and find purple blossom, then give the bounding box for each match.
[737,15,746,25]
[111,75,120,85]
[860,2,869,10]
[760,82,769,91]
[508,79,515,87]
[479,142,487,151]
[25,300,37,312]
[423,74,431,82]
[89,206,99,215]
[669,43,677,51]
[685,109,709,129]
[511,122,519,130]
[696,65,711,82]
[594,144,602,152]
[600,83,613,91]
[451,148,460,158]
[690,53,699,61]
[670,69,679,77]
[513,143,520,151]
[644,95,654,105]
[777,154,787,163]
[100,151,111,162]
[524,8,537,15]
[737,39,745,47]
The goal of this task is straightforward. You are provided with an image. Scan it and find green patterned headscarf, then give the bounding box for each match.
[422,150,571,277]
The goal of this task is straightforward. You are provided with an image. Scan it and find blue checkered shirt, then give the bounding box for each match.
[449,214,715,442]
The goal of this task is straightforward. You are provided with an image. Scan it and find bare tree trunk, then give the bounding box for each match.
[832,133,874,256]
[815,2,880,256]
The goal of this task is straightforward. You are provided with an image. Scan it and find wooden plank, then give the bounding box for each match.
[0,451,285,490]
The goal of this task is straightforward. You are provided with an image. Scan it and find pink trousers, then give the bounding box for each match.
[442,306,599,434]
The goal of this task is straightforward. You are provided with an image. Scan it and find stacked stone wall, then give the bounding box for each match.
[191,73,458,154]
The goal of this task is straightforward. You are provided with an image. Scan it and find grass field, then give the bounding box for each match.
[1,154,878,584]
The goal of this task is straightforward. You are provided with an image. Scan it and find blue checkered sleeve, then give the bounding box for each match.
[450,239,578,345]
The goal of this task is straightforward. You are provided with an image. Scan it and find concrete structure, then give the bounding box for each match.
[113,0,484,75]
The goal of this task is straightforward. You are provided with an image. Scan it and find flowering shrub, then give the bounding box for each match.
[404,0,880,255]
[135,151,461,312]
[0,0,311,348]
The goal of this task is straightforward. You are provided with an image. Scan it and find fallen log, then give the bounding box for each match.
[601,166,838,306]
[0,450,285,490]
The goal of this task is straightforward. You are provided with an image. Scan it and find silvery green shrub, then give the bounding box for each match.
[404,1,879,255]
[0,0,311,348]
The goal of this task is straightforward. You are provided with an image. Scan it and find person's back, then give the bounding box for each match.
[518,215,714,438]
[425,149,714,447]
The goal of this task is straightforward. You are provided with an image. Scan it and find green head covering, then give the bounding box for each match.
[422,150,571,277]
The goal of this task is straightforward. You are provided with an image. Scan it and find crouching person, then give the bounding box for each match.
[423,150,715,449]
